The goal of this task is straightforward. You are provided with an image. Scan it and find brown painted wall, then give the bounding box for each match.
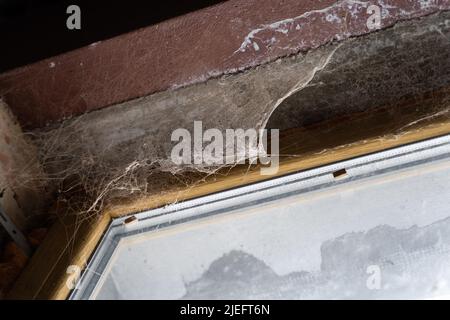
[1,0,449,129]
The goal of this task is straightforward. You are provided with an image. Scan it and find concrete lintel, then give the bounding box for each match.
[0,0,449,129]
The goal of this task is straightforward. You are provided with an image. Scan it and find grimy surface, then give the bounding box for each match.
[33,12,450,198]
[0,0,449,129]
[1,7,449,230]
[2,1,450,300]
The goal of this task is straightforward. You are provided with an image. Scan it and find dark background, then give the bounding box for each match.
[0,0,226,73]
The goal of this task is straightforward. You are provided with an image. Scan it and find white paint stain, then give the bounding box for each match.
[234,0,372,54]
[276,27,289,34]
[234,0,444,54]
[49,62,56,68]
[326,13,342,23]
